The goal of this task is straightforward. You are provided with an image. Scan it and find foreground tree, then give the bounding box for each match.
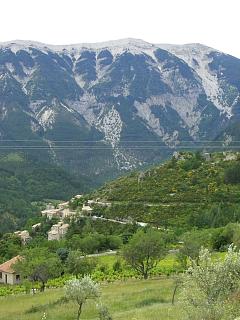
[122,229,166,279]
[181,246,240,320]
[65,276,100,320]
[14,248,62,291]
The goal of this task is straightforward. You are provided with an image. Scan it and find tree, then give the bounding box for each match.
[181,246,240,320]
[106,235,122,250]
[65,276,100,320]
[80,234,101,253]
[0,233,22,260]
[171,276,182,305]
[66,251,97,278]
[14,248,63,291]
[57,247,70,263]
[122,229,166,279]
[177,230,212,268]
[212,223,240,251]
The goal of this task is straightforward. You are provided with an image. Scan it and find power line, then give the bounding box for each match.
[0,146,239,150]
[0,140,240,143]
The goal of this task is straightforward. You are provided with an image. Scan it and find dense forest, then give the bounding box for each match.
[0,152,92,233]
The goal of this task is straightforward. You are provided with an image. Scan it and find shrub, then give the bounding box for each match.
[181,246,240,320]
[97,303,113,320]
[224,163,240,184]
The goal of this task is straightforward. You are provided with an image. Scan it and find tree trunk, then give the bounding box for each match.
[40,281,45,292]
[171,283,178,305]
[77,302,83,320]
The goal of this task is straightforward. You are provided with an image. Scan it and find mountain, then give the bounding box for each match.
[0,38,240,183]
[0,152,92,234]
[89,152,240,231]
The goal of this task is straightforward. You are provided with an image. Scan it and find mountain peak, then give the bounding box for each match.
[0,38,155,52]
[0,37,239,182]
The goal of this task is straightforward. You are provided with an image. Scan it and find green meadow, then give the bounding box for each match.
[0,277,182,320]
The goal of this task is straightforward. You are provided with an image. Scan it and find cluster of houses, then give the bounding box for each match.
[41,195,108,241]
[12,195,101,245]
[41,195,83,241]
[0,195,112,285]
[13,223,42,245]
[41,201,75,220]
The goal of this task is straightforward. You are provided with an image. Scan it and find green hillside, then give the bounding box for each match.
[90,152,240,231]
[0,152,92,233]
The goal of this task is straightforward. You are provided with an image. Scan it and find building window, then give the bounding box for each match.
[0,272,2,279]
[16,274,20,282]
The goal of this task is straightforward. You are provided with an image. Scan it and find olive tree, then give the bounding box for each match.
[65,276,100,320]
[181,246,240,320]
[122,229,166,279]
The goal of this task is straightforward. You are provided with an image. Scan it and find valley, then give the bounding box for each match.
[1,36,240,320]
[1,151,240,319]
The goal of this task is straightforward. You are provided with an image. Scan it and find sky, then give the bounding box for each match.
[1,0,240,57]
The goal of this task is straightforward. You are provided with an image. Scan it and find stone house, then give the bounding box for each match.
[48,222,69,241]
[41,202,75,220]
[58,201,69,210]
[82,204,93,214]
[71,194,83,201]
[0,256,22,285]
[41,208,62,219]
[202,152,211,161]
[14,230,31,245]
[32,223,41,230]
[61,208,76,219]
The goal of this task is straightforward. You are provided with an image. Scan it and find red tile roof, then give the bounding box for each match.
[0,255,22,274]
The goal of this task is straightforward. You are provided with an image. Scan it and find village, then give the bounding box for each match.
[0,193,149,285]
[0,194,111,285]
[1,151,239,286]
[10,195,98,244]
[4,151,238,247]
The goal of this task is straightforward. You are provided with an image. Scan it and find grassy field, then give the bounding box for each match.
[0,277,183,320]
[98,252,180,269]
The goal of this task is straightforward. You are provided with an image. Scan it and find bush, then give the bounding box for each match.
[181,246,240,320]
[212,223,240,251]
[224,163,240,184]
[112,260,122,272]
[97,303,113,320]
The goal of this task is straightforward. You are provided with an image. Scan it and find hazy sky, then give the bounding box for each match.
[1,0,240,57]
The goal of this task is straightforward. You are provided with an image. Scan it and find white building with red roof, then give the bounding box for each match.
[0,255,22,285]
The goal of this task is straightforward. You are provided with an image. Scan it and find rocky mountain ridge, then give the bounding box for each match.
[0,38,239,182]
